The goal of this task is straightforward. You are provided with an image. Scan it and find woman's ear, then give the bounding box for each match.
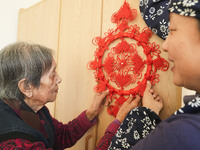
[18,78,33,98]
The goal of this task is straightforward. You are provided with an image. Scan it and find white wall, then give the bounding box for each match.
[0,0,42,50]
[182,88,195,106]
[0,0,195,105]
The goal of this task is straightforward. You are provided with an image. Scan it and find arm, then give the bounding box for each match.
[53,91,109,149]
[108,107,161,149]
[130,114,200,150]
[95,119,121,150]
[53,110,96,149]
[96,95,141,150]
[108,81,163,149]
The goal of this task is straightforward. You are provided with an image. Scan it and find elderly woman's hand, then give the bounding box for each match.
[116,95,141,123]
[142,81,163,115]
[86,90,109,121]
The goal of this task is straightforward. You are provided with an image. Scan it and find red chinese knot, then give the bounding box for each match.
[88,1,169,117]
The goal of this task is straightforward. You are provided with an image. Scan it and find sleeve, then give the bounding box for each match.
[53,110,97,149]
[0,138,53,150]
[95,119,121,150]
[108,107,161,150]
[129,114,200,150]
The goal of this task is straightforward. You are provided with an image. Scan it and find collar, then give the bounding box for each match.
[2,99,49,138]
[174,94,200,115]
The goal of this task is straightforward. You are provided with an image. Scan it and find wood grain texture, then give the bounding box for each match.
[17,0,61,117]
[55,0,102,149]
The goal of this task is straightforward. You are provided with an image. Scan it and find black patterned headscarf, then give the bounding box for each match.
[140,0,170,40]
[169,0,200,19]
[140,0,200,40]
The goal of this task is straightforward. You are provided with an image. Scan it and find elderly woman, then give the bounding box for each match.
[0,42,142,149]
[108,0,200,150]
[0,42,103,149]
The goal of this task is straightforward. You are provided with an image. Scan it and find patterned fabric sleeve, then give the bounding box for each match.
[53,110,97,149]
[96,119,121,150]
[0,138,53,150]
[108,107,161,150]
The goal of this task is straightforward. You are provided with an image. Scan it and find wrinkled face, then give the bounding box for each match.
[31,59,62,105]
[162,13,200,92]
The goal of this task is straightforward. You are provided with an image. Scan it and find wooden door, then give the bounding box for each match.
[17,0,61,116]
[55,0,102,149]
[96,0,181,142]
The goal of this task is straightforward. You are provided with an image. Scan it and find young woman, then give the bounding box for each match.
[109,0,200,149]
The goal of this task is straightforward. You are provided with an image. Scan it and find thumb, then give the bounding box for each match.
[126,94,134,103]
[100,90,109,102]
[100,90,109,100]
[101,90,109,98]
[145,81,152,92]
[128,95,141,109]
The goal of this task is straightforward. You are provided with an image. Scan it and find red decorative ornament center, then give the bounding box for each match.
[88,1,169,117]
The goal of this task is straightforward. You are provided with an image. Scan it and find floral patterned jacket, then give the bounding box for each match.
[109,95,200,150]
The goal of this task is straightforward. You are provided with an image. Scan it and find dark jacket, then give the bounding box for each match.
[0,98,54,148]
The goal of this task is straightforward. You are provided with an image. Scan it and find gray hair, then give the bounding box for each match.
[0,41,54,101]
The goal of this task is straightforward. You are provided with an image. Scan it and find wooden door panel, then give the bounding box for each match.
[17,0,61,117]
[55,0,102,149]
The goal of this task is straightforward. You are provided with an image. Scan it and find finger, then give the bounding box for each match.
[133,95,141,104]
[120,95,133,108]
[129,95,141,106]
[97,92,102,96]
[145,81,152,92]
[138,101,142,107]
[95,91,109,105]
[105,99,109,106]
[126,94,133,103]
[128,95,141,109]
[149,89,154,94]
[155,96,163,103]
[155,96,160,101]
[100,90,109,98]
[152,92,158,98]
[97,91,109,103]
[105,98,112,106]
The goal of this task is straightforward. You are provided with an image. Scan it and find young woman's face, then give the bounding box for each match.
[162,13,200,92]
